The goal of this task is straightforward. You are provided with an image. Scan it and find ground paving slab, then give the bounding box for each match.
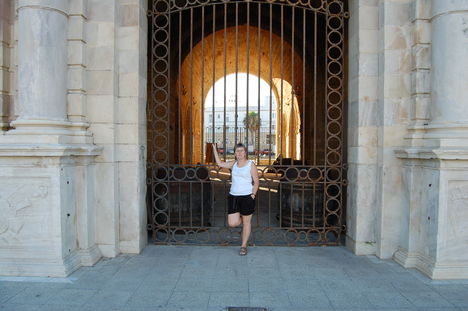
[1,245,468,311]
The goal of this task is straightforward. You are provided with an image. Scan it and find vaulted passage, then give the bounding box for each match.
[147,0,348,245]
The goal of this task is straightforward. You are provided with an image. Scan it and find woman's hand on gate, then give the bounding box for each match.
[212,143,234,169]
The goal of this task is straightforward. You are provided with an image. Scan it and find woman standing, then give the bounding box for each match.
[212,143,259,255]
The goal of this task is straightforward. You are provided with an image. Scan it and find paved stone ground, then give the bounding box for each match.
[1,245,468,311]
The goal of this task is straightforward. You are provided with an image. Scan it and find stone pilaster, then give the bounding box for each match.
[374,0,412,259]
[425,0,468,147]
[406,0,431,145]
[395,0,468,279]
[67,0,91,136]
[346,0,379,256]
[86,0,121,258]
[116,0,148,254]
[0,0,13,131]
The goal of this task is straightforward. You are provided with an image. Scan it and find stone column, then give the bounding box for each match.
[428,0,468,146]
[425,0,468,279]
[11,0,70,132]
[0,0,102,277]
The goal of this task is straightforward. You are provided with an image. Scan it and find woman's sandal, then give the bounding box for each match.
[239,247,248,256]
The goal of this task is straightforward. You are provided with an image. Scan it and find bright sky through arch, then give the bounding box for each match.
[205,73,276,109]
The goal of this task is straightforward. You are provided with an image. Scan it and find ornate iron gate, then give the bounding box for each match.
[147,0,348,245]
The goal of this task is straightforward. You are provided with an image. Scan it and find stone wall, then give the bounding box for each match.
[115,0,148,254]
[86,0,147,256]
[375,0,412,259]
[347,0,380,255]
[348,0,468,279]
[0,0,147,276]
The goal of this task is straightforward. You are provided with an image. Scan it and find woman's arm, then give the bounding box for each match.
[212,143,234,169]
[250,161,259,198]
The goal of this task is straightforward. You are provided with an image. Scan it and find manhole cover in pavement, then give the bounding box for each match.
[226,308,268,311]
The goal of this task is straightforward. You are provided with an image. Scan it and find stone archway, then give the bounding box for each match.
[177,25,304,164]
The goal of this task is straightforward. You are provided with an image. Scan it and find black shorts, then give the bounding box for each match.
[228,194,255,216]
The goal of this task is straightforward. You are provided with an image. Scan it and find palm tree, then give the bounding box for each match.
[243,111,261,150]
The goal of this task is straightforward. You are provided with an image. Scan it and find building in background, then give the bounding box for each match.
[204,94,277,153]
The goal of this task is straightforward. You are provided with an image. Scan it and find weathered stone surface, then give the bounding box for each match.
[16,5,68,121]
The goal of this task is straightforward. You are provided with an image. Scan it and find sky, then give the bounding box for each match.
[204,73,276,108]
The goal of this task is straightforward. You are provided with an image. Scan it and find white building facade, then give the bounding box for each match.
[204,95,277,152]
[0,0,467,279]
[205,95,276,129]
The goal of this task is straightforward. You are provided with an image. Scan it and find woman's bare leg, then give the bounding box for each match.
[240,214,252,248]
[228,212,242,227]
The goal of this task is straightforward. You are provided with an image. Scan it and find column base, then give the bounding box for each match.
[394,249,468,279]
[0,250,82,277]
[0,143,101,277]
[7,119,94,144]
[395,148,468,280]
[77,245,102,267]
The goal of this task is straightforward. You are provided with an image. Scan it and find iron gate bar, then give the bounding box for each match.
[269,1,274,222]
[257,2,261,166]
[289,172,292,228]
[201,5,205,163]
[168,8,172,164]
[211,164,216,227]
[325,4,330,233]
[256,3,262,225]
[234,2,238,145]
[341,4,346,230]
[291,5,295,160]
[291,5,295,229]
[223,3,227,162]
[223,176,227,227]
[201,176,204,226]
[212,5,216,154]
[279,169,282,228]
[313,11,317,166]
[301,8,306,228]
[178,182,181,226]
[268,3,273,166]
[189,7,193,165]
[178,10,182,164]
[302,8,306,166]
[279,4,283,166]
[246,1,249,149]
[340,2,345,231]
[190,180,192,227]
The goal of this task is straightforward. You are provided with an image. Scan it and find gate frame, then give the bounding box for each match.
[145,0,350,246]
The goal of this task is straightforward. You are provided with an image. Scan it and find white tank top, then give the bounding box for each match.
[230,160,253,195]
